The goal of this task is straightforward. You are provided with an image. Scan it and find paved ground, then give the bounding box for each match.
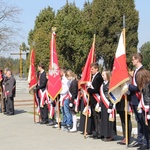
[0,78,138,150]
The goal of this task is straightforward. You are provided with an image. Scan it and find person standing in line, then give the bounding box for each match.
[128,53,146,148]
[36,63,48,124]
[1,68,9,114]
[5,69,16,115]
[100,70,116,141]
[86,62,103,139]
[59,68,72,131]
[66,70,78,133]
[136,68,150,150]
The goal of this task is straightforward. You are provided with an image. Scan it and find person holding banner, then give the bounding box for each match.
[100,70,116,141]
[116,71,133,145]
[86,62,103,139]
[36,63,48,124]
[128,53,146,148]
[136,68,150,150]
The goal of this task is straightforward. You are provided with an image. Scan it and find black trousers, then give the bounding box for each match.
[40,104,48,122]
[118,111,132,143]
[6,97,14,114]
[91,106,101,136]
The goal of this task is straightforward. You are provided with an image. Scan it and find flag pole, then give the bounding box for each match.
[57,96,61,130]
[123,15,129,147]
[84,34,96,139]
[84,94,89,138]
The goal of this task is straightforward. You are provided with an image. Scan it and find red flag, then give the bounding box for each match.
[28,49,37,94]
[108,31,129,104]
[47,32,62,100]
[79,36,96,91]
[0,70,3,82]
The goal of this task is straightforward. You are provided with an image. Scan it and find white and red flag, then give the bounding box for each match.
[28,49,37,94]
[108,31,129,104]
[47,31,62,100]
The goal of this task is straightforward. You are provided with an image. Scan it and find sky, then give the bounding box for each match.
[1,0,150,59]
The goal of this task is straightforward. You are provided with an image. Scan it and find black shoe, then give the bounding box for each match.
[40,120,49,124]
[4,112,8,115]
[46,121,55,126]
[137,145,149,150]
[103,137,114,142]
[117,141,126,145]
[7,113,14,116]
[128,142,142,148]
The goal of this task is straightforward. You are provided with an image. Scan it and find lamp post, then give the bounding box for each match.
[19,45,23,78]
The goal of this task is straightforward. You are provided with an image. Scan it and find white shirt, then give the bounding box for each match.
[60,75,69,95]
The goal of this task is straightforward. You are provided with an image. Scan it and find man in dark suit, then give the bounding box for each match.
[36,63,48,124]
[5,69,16,115]
[128,53,147,149]
[87,62,103,139]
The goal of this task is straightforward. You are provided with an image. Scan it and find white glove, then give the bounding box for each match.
[98,107,101,112]
[69,103,73,108]
[125,90,130,95]
[138,109,142,113]
[86,82,92,87]
[107,109,112,113]
[147,115,150,120]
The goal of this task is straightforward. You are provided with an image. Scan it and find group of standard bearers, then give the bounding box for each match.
[34,53,150,150]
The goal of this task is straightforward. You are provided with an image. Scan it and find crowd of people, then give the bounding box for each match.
[0,52,150,150]
[33,53,150,150]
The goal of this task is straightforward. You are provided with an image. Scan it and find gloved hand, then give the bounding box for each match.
[86,82,92,87]
[107,109,112,113]
[147,114,150,120]
[138,109,142,113]
[69,102,74,108]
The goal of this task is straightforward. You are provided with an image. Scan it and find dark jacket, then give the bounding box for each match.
[69,78,78,101]
[87,72,103,106]
[142,81,150,106]
[128,66,143,105]
[36,71,47,92]
[5,75,16,97]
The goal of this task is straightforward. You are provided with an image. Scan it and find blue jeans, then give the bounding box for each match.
[62,99,72,127]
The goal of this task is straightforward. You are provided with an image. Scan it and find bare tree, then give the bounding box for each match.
[0,0,22,52]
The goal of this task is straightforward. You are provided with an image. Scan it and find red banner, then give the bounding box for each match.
[28,49,37,94]
[47,32,62,100]
[79,37,95,91]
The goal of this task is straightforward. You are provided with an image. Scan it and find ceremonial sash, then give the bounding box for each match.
[82,91,88,106]
[100,84,115,122]
[59,93,70,107]
[82,105,91,117]
[38,89,47,107]
[132,71,141,100]
[45,91,55,118]
[68,92,81,113]
[138,93,149,125]
[34,92,40,114]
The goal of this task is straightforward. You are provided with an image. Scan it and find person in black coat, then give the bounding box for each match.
[36,62,48,124]
[100,70,116,141]
[86,62,103,139]
[128,53,146,148]
[5,69,16,115]
[66,70,78,132]
[135,68,150,150]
